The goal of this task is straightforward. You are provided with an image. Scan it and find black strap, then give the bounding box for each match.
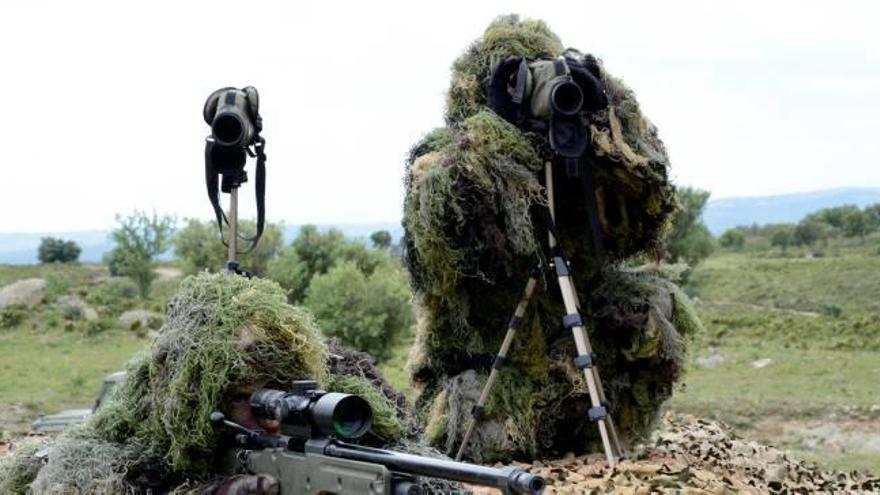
[578,155,607,268]
[204,136,267,255]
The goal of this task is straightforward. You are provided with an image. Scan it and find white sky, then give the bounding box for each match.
[2,0,879,232]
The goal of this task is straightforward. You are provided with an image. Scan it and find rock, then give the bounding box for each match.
[751,358,774,369]
[0,278,47,309]
[694,353,725,369]
[56,295,98,321]
[118,309,163,331]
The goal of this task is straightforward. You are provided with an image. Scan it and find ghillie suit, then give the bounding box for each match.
[403,15,703,463]
[5,273,449,494]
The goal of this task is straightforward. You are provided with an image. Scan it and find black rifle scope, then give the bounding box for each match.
[250,381,373,440]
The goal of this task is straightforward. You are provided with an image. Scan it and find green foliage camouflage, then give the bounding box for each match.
[18,272,420,492]
[402,15,697,463]
[29,272,331,491]
[0,437,48,494]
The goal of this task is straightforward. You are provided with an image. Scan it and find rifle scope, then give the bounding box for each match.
[250,381,373,440]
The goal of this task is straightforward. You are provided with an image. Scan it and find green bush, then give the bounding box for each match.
[173,218,283,276]
[370,230,393,249]
[37,237,81,263]
[0,305,26,329]
[305,261,413,362]
[666,187,715,265]
[719,229,745,250]
[265,246,308,303]
[267,225,386,303]
[88,277,139,315]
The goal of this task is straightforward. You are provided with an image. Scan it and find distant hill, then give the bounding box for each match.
[0,223,403,265]
[703,187,880,235]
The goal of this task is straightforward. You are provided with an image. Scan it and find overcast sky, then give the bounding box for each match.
[2,0,878,232]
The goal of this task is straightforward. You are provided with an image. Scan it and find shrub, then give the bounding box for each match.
[173,218,283,276]
[370,230,393,249]
[37,237,81,264]
[719,229,745,250]
[666,187,715,265]
[0,305,26,329]
[305,261,413,362]
[267,225,387,303]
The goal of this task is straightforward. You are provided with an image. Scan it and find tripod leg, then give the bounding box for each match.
[454,266,541,462]
[551,254,620,467]
[565,279,624,457]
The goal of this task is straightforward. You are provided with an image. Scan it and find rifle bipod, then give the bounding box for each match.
[454,161,623,467]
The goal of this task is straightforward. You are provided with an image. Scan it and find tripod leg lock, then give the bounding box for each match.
[562,313,584,329]
[587,405,608,422]
[471,405,487,421]
[508,315,524,330]
[573,352,598,369]
[552,256,571,277]
[492,355,507,369]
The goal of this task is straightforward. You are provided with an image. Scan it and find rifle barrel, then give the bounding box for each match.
[324,441,544,495]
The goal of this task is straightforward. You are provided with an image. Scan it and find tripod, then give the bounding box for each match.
[454,159,623,467]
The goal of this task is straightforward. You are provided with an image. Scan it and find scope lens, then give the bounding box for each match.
[213,113,244,146]
[550,80,584,116]
[312,393,373,439]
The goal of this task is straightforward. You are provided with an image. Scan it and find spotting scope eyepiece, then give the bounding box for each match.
[204,86,261,147]
[250,381,373,440]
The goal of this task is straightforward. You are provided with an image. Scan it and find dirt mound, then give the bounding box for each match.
[489,414,880,493]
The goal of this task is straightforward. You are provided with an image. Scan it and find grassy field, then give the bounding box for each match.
[672,238,880,472]
[2,238,879,473]
[0,264,171,436]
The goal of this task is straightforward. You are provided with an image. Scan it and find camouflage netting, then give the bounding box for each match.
[2,273,462,494]
[403,15,701,463]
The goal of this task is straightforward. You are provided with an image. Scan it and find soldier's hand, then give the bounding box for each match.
[217,474,280,495]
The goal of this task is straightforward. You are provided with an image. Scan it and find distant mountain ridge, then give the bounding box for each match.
[0,223,404,265]
[703,187,880,235]
[2,187,879,264]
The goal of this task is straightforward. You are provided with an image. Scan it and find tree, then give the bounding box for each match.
[37,237,81,263]
[767,223,795,254]
[718,229,745,250]
[304,260,413,362]
[109,211,175,298]
[794,219,826,246]
[841,208,872,240]
[173,218,283,276]
[666,187,716,265]
[370,230,393,250]
[267,225,386,303]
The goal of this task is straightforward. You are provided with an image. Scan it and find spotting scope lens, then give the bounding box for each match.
[212,112,246,146]
[250,387,373,440]
[203,87,259,147]
[550,80,584,116]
